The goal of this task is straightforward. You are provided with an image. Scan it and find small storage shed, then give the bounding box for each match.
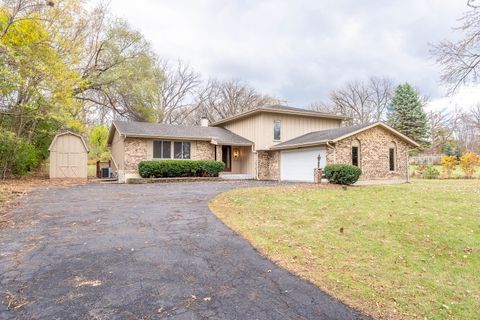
[49,131,89,178]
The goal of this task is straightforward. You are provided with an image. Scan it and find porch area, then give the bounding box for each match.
[216,145,255,179]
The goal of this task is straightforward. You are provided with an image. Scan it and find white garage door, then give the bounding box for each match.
[280,147,326,182]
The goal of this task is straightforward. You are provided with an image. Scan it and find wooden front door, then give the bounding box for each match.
[222,146,231,172]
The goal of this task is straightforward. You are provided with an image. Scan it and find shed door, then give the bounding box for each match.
[50,135,87,178]
[280,147,326,182]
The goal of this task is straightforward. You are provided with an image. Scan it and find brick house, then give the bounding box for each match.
[107,105,419,183]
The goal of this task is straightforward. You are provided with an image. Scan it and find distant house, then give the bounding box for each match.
[107,105,419,183]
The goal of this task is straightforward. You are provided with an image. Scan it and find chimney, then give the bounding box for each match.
[200,116,209,127]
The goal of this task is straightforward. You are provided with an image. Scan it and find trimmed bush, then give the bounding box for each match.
[324,164,362,185]
[138,160,225,178]
[422,165,440,179]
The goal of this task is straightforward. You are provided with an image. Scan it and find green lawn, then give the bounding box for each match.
[210,180,480,319]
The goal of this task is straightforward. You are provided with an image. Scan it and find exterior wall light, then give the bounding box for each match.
[233,148,240,160]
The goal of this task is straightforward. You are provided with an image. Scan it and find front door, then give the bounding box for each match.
[222,146,231,172]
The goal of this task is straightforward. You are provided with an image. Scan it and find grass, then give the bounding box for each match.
[209,180,480,319]
[410,165,480,178]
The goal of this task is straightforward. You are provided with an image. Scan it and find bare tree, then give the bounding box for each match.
[450,106,480,152]
[471,103,480,129]
[432,1,480,92]
[179,79,280,125]
[426,109,456,154]
[310,77,394,125]
[158,60,202,124]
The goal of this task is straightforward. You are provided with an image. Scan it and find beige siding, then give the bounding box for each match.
[221,114,264,148]
[222,112,342,150]
[49,134,88,178]
[231,146,255,175]
[110,130,125,172]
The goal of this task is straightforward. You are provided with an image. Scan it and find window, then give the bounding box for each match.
[153,141,172,159]
[389,142,396,171]
[351,139,360,167]
[352,146,359,166]
[153,140,190,159]
[274,120,281,141]
[174,141,191,159]
[162,141,171,158]
[153,141,162,158]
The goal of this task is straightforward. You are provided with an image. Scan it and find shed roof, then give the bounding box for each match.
[270,122,420,150]
[211,105,350,126]
[108,121,253,146]
[48,131,89,152]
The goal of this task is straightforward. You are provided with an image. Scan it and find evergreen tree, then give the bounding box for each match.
[442,143,453,156]
[387,83,428,144]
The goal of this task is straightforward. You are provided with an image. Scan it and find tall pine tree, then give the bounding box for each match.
[387,83,428,144]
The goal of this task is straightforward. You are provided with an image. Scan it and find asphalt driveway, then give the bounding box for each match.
[0,182,367,320]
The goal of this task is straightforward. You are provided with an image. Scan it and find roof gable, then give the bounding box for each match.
[270,122,420,150]
[211,105,349,126]
[48,131,90,152]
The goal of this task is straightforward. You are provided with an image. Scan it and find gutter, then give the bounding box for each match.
[269,140,329,151]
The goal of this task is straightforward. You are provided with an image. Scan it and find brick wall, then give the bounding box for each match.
[326,126,410,180]
[193,141,215,160]
[257,150,280,180]
[124,139,216,175]
[124,138,148,174]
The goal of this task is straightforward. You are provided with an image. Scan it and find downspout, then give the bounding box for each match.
[326,141,336,164]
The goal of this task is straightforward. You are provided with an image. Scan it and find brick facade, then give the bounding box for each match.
[124,138,148,174]
[326,126,409,180]
[257,150,280,180]
[123,139,217,176]
[194,141,215,160]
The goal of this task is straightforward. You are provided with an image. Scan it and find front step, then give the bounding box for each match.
[219,173,255,180]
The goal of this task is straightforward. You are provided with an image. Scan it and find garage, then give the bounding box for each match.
[280,147,326,182]
[49,131,89,178]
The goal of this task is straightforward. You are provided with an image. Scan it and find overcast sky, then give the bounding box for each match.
[107,0,478,110]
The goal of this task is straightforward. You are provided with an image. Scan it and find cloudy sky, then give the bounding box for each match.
[107,0,478,110]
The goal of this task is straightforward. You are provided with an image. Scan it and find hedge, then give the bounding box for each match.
[138,160,225,178]
[324,164,362,185]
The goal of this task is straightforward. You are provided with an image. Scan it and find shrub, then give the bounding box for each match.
[138,160,225,178]
[0,129,40,178]
[412,163,428,178]
[324,164,362,185]
[422,165,440,179]
[459,152,479,178]
[440,155,457,178]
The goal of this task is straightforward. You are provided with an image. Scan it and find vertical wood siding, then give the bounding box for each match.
[222,112,342,150]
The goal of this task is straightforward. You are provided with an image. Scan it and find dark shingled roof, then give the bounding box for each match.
[271,123,378,149]
[211,104,349,126]
[109,121,253,146]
